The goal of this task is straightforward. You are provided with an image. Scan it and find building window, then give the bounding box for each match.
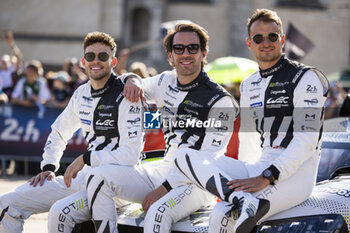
[276,0,326,9]
[131,8,150,42]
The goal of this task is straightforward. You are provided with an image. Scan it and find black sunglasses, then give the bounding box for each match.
[172,44,200,55]
[252,32,280,44]
[84,52,110,62]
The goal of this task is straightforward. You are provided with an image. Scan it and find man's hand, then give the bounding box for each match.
[142,185,168,212]
[64,155,85,188]
[123,77,146,103]
[227,175,270,193]
[29,171,55,187]
[5,31,14,45]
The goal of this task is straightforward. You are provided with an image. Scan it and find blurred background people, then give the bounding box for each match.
[63,57,88,92]
[325,67,350,119]
[129,61,150,78]
[11,60,51,107]
[223,81,242,103]
[0,31,23,99]
[48,71,72,109]
[114,48,157,78]
[0,85,9,104]
[325,81,347,119]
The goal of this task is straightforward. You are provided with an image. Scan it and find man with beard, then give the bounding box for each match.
[0,32,143,233]
[85,22,239,232]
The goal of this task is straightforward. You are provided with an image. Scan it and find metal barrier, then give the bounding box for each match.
[0,104,86,176]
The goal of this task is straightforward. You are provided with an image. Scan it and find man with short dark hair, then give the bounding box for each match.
[0,31,142,233]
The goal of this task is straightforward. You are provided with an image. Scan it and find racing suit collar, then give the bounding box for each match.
[259,54,287,78]
[177,69,206,91]
[91,74,116,98]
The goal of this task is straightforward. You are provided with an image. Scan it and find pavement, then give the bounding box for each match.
[0,176,48,233]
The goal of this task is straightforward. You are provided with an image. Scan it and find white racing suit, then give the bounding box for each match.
[0,74,143,233]
[86,69,239,233]
[173,56,329,232]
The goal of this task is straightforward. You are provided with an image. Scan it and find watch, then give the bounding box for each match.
[262,169,275,185]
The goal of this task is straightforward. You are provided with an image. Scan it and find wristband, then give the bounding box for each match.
[83,151,91,165]
[42,164,55,172]
[162,180,172,192]
[124,74,138,83]
[268,164,280,180]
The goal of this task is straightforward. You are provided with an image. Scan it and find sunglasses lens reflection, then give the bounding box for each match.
[172,44,200,54]
[252,33,279,44]
[173,45,185,54]
[187,44,200,54]
[98,52,110,61]
[84,52,110,62]
[84,52,95,62]
[268,33,279,42]
[253,35,263,44]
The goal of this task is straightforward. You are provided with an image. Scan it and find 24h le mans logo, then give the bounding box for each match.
[143,110,161,129]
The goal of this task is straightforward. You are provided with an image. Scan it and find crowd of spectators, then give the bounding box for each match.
[0,31,88,109]
[1,30,348,119]
[0,31,158,110]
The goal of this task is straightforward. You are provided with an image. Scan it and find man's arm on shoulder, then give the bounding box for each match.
[120,73,144,103]
[121,71,169,104]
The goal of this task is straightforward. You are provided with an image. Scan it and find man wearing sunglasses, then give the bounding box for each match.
[85,23,239,232]
[0,32,143,233]
[169,9,329,233]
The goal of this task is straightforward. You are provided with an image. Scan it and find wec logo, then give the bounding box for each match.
[96,119,114,126]
[267,96,289,104]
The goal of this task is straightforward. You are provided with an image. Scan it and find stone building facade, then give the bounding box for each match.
[0,0,349,74]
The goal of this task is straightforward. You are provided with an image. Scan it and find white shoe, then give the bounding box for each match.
[232,196,270,233]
